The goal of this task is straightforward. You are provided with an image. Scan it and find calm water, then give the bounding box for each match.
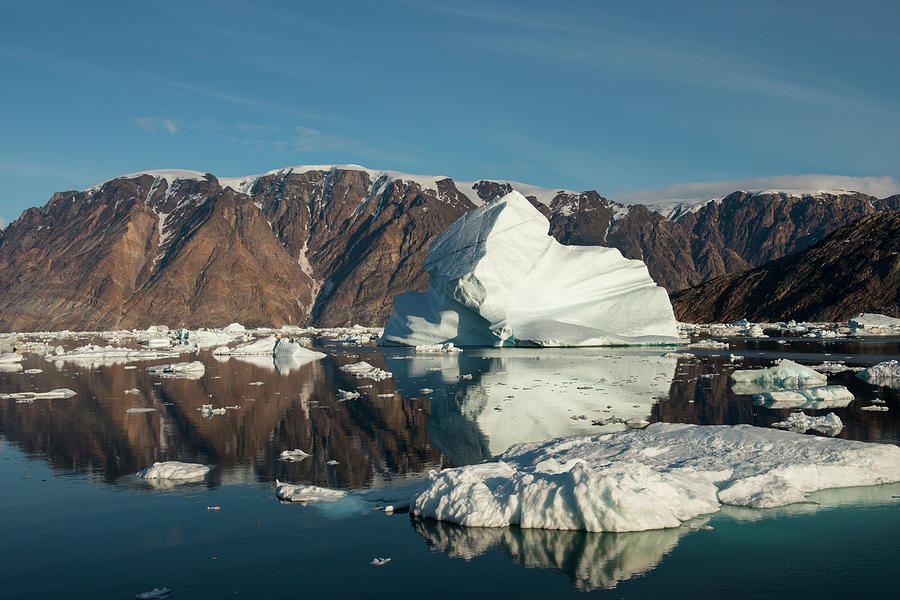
[1,335,899,597]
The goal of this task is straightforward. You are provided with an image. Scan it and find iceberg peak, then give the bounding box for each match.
[381,191,681,347]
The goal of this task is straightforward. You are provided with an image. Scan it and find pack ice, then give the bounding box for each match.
[410,423,900,532]
[380,191,681,347]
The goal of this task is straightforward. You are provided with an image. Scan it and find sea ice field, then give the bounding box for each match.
[1,321,899,598]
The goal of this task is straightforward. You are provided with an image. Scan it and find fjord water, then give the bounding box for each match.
[1,337,898,597]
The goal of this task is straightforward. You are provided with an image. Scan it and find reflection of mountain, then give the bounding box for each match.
[413,517,698,591]
[388,349,677,459]
[0,352,445,486]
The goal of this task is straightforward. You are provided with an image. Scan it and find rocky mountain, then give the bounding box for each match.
[671,212,900,322]
[0,164,896,331]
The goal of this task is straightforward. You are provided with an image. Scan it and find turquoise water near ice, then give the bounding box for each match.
[1,336,898,597]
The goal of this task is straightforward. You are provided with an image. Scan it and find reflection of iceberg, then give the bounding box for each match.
[381,192,681,347]
[753,386,854,410]
[273,339,326,375]
[412,517,696,591]
[389,348,677,460]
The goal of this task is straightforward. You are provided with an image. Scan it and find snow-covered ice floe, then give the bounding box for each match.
[146,361,205,379]
[772,412,843,436]
[410,423,900,532]
[731,359,827,394]
[339,361,393,381]
[0,388,77,400]
[381,191,681,347]
[136,461,210,481]
[856,360,900,389]
[275,480,349,503]
[753,386,854,410]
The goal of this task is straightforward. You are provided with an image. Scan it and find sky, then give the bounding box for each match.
[2,0,899,225]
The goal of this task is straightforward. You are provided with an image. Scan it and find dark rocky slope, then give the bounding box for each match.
[671,212,900,322]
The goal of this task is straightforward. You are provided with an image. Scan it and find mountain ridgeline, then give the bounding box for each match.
[0,166,897,331]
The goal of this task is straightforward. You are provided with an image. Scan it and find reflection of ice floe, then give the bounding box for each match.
[413,517,697,591]
[753,386,854,409]
[772,412,843,436]
[857,360,900,389]
[381,192,681,347]
[411,423,900,532]
[392,348,677,458]
[275,480,348,502]
[0,388,77,400]
[137,461,210,482]
[339,361,393,381]
[731,359,827,394]
[146,360,205,379]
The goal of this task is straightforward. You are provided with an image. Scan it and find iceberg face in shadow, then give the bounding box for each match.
[381,191,681,347]
[412,517,698,591]
[387,348,677,460]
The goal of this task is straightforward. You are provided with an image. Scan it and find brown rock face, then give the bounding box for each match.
[671,212,900,323]
[0,166,896,331]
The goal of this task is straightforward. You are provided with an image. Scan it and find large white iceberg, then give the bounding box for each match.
[381,191,681,347]
[410,423,900,532]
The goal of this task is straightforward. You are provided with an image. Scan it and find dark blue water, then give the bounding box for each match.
[1,336,898,597]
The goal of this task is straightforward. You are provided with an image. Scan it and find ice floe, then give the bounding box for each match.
[213,335,278,356]
[275,480,349,502]
[125,408,156,414]
[731,359,827,394]
[753,386,854,409]
[137,461,210,480]
[848,313,900,335]
[279,449,310,461]
[46,344,182,366]
[771,412,843,436]
[410,423,900,532]
[856,360,900,389]
[146,360,205,379]
[339,361,393,381]
[0,352,23,364]
[135,587,171,599]
[381,191,681,347]
[337,389,361,401]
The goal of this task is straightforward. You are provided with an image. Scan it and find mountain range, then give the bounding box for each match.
[0,165,897,331]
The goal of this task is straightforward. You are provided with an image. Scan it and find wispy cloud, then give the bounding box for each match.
[136,117,178,135]
[613,175,900,205]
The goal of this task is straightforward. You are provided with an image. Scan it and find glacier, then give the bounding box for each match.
[380,191,681,347]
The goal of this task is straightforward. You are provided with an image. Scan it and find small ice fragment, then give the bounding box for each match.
[136,587,171,599]
[860,405,890,412]
[339,361,393,381]
[420,388,434,395]
[124,388,141,395]
[279,449,310,461]
[137,462,210,480]
[370,557,392,566]
[249,381,264,386]
[326,460,339,465]
[125,408,156,413]
[337,389,361,401]
[24,368,43,374]
[275,480,348,502]
[207,506,221,511]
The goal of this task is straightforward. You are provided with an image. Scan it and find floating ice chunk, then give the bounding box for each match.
[810,361,862,374]
[200,404,226,418]
[213,335,278,356]
[415,343,462,353]
[146,360,205,379]
[419,388,434,394]
[339,361,393,381]
[731,359,827,394]
[411,423,900,532]
[124,388,141,395]
[856,360,900,389]
[275,480,348,502]
[687,339,729,349]
[125,408,156,413]
[337,389,361,401]
[753,386,854,409]
[381,191,681,347]
[273,338,325,374]
[137,461,210,480]
[135,587,171,599]
[279,449,310,461]
[370,558,392,566]
[23,368,43,374]
[772,412,843,436]
[848,313,900,335]
[47,344,181,365]
[860,405,890,412]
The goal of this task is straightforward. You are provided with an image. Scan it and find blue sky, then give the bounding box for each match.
[2,0,899,224]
